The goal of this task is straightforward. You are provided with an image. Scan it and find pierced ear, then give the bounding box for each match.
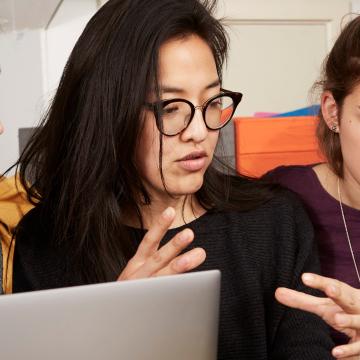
[321,91,339,133]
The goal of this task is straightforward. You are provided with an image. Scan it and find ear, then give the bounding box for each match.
[321,91,339,133]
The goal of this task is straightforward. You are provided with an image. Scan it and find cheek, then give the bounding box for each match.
[211,131,219,148]
[208,131,220,158]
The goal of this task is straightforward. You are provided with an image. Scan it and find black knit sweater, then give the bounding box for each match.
[13,192,334,359]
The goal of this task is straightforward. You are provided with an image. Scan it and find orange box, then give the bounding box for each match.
[234,116,324,177]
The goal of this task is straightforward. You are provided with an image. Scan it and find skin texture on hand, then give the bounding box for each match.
[276,273,360,359]
[118,207,206,281]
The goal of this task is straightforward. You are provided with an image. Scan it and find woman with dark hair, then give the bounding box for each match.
[270,14,360,358]
[10,0,334,358]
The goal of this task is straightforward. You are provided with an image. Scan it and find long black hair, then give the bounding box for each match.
[15,0,279,283]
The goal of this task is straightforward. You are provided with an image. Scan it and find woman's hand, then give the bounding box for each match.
[275,273,360,359]
[118,207,206,281]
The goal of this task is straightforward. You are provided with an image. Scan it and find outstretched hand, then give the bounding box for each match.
[118,207,206,281]
[276,273,360,359]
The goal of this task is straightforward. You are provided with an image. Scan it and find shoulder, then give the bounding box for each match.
[241,189,310,224]
[198,191,317,283]
[17,204,44,228]
[13,204,70,292]
[241,191,317,274]
[15,204,50,247]
[264,163,323,198]
[202,189,313,242]
[264,164,316,183]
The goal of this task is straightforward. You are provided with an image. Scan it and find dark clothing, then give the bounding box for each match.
[13,191,334,359]
[267,164,360,345]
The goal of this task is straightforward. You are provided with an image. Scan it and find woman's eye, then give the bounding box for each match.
[209,100,222,108]
[163,106,179,114]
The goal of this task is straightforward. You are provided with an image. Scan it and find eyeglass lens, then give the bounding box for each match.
[160,95,235,135]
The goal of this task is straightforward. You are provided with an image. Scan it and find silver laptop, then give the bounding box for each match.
[0,270,220,360]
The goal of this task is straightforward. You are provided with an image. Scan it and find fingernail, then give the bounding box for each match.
[333,347,344,356]
[302,273,314,284]
[163,207,175,219]
[176,257,189,268]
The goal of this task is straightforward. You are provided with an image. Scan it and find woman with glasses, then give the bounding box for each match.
[11,0,334,358]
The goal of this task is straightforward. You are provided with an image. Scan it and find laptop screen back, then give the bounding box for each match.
[0,270,220,360]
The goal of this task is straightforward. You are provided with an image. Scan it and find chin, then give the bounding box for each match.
[175,177,204,195]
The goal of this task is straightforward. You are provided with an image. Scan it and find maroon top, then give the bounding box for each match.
[268,164,360,344]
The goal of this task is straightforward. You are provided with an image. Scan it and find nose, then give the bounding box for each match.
[0,122,3,135]
[180,107,208,143]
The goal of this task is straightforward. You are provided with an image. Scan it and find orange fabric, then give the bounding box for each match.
[234,116,324,177]
[0,176,34,293]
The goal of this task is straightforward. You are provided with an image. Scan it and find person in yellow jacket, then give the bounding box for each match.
[0,123,33,293]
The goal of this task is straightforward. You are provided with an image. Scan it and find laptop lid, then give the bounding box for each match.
[0,270,220,360]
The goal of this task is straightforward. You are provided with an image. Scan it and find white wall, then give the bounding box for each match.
[43,0,97,99]
[352,0,360,12]
[219,0,352,116]
[0,0,97,173]
[0,29,44,173]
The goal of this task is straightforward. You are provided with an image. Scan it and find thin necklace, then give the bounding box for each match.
[337,178,360,285]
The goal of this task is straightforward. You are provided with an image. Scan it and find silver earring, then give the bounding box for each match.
[331,123,338,132]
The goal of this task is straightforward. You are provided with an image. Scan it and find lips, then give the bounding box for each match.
[179,150,207,161]
[177,150,207,171]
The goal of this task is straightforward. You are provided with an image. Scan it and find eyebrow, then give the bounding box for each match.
[160,79,221,94]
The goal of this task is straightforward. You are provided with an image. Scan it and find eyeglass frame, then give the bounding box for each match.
[146,89,243,136]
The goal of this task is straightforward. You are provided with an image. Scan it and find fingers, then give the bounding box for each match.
[118,207,206,281]
[118,207,176,280]
[131,228,195,279]
[332,340,360,359]
[156,247,206,276]
[134,207,176,261]
[275,287,334,316]
[335,313,360,330]
[275,287,345,331]
[301,273,360,315]
[276,274,360,359]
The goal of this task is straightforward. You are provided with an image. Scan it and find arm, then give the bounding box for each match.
[276,273,360,359]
